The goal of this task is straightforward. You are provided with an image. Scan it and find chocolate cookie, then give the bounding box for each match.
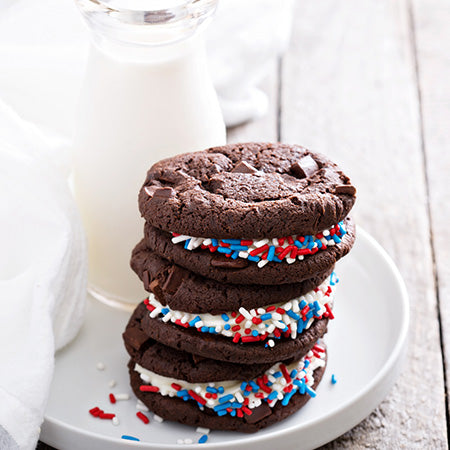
[138,142,356,239]
[128,358,326,432]
[142,217,355,285]
[130,240,333,314]
[130,302,329,364]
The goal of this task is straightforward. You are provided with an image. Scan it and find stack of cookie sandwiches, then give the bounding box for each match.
[123,143,356,432]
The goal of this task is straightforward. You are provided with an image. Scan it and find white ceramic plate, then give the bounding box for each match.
[41,227,409,450]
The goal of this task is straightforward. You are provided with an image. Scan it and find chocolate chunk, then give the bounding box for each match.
[123,327,149,353]
[151,187,174,200]
[210,256,249,269]
[334,184,356,196]
[231,161,257,174]
[290,155,319,179]
[149,279,165,302]
[162,265,189,294]
[142,270,150,291]
[244,402,272,424]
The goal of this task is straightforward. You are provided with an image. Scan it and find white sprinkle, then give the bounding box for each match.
[244,320,252,329]
[136,400,149,412]
[250,308,257,317]
[286,257,296,264]
[96,362,105,371]
[268,339,275,348]
[268,374,276,383]
[277,392,284,400]
[112,416,119,426]
[172,235,190,244]
[257,308,265,314]
[195,320,204,328]
[271,312,282,321]
[150,307,161,318]
[177,439,184,444]
[180,315,189,324]
[323,229,330,236]
[215,325,222,333]
[162,313,172,322]
[115,393,130,401]
[266,325,275,334]
[292,300,300,313]
[239,251,249,258]
[283,302,292,310]
[272,238,279,246]
[109,380,116,388]
[195,386,202,394]
[140,373,151,383]
[184,439,193,444]
[203,238,212,246]
[239,307,252,320]
[274,320,286,329]
[154,414,164,423]
[196,427,210,435]
[257,259,269,268]
[254,239,269,247]
[235,392,244,403]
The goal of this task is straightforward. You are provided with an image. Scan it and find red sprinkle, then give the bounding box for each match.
[252,317,262,324]
[188,389,206,405]
[231,325,241,332]
[249,244,269,257]
[237,409,244,418]
[231,311,237,318]
[140,385,160,392]
[136,411,149,424]
[109,393,116,404]
[276,307,286,314]
[241,335,260,343]
[89,407,101,417]
[99,413,115,420]
[235,314,245,324]
[325,303,335,320]
[242,406,253,415]
[280,364,292,383]
[287,236,294,245]
[284,384,294,393]
[241,240,253,246]
[171,383,182,391]
[244,328,251,335]
[266,306,276,312]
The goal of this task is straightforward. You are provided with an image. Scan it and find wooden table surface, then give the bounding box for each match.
[39,0,449,448]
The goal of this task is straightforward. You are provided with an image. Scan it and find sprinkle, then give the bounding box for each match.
[136,400,149,412]
[122,435,140,441]
[184,439,193,444]
[196,427,210,435]
[219,394,234,404]
[109,393,116,404]
[99,413,115,420]
[331,374,337,384]
[108,380,116,388]
[140,385,159,392]
[154,414,164,423]
[136,411,150,424]
[198,435,208,444]
[96,362,105,371]
[189,389,207,405]
[89,407,101,417]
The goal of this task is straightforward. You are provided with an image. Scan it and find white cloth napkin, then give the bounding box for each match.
[0,1,293,449]
[0,100,87,449]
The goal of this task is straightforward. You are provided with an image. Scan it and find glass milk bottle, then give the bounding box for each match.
[73,0,226,308]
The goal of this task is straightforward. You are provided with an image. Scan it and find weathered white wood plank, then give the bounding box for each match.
[281,0,447,447]
[412,0,450,425]
[226,60,278,143]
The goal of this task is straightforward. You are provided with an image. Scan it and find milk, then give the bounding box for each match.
[73,34,226,306]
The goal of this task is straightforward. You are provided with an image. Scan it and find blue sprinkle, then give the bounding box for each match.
[243,390,251,396]
[267,245,276,261]
[332,235,341,244]
[198,434,208,444]
[222,239,241,245]
[304,360,310,368]
[122,435,140,441]
[272,256,282,263]
[299,300,307,309]
[287,310,300,320]
[161,307,170,315]
[224,323,231,330]
[266,381,273,387]
[206,386,218,394]
[177,389,189,397]
[189,316,201,327]
[201,326,208,332]
[183,395,190,401]
[214,402,231,411]
[260,313,272,321]
[221,313,230,322]
[331,374,337,384]
[249,381,259,391]
[273,371,282,378]
[297,321,305,333]
[231,402,242,408]
[325,234,332,241]
[217,410,227,416]
[290,369,298,378]
[231,251,239,259]
[307,240,315,250]
[209,327,217,334]
[268,391,278,401]
[240,381,248,391]
[306,386,317,398]
[306,311,313,320]
[247,255,260,262]
[293,379,303,387]
[281,390,296,406]
[218,386,225,394]
[314,300,321,311]
[252,330,259,337]
[217,247,232,254]
[219,394,234,404]
[294,240,302,248]
[212,239,219,247]
[315,239,323,248]
[229,245,248,251]
[184,239,191,249]
[230,409,237,417]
